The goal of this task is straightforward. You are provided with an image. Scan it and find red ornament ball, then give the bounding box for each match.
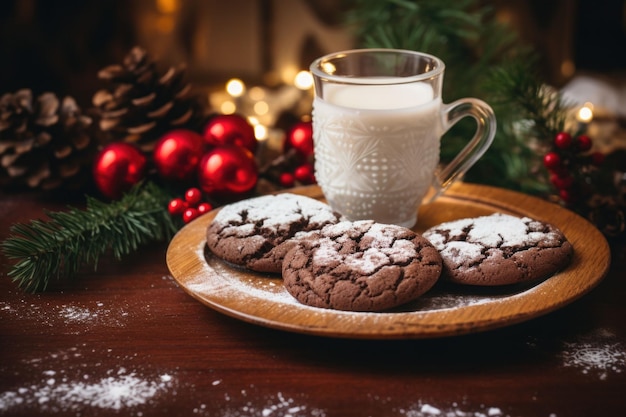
[554,132,572,149]
[284,121,314,159]
[153,129,205,182]
[203,114,257,153]
[198,145,258,195]
[93,142,147,199]
[576,134,593,152]
[543,152,561,170]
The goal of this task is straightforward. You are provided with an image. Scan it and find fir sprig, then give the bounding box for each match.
[487,60,568,140]
[1,181,178,292]
[483,59,574,194]
[345,0,520,101]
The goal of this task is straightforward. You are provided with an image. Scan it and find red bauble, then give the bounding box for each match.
[203,114,257,153]
[284,121,314,159]
[198,145,258,195]
[93,142,147,199]
[153,129,205,182]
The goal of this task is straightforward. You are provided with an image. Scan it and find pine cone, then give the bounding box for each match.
[0,89,95,191]
[92,46,207,152]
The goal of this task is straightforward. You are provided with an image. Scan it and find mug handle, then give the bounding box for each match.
[427,98,496,201]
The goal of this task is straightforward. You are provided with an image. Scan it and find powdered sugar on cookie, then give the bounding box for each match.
[423,213,573,286]
[213,193,340,235]
[206,193,343,273]
[283,220,443,311]
[426,214,559,249]
[312,222,419,274]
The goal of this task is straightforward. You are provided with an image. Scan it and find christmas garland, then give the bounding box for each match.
[2,1,625,292]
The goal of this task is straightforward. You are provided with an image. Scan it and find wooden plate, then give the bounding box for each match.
[166,184,611,339]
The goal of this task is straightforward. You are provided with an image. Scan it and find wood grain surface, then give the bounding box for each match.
[1,185,625,417]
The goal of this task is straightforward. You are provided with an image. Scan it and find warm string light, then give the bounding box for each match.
[225,78,245,97]
[208,72,314,149]
[294,71,314,90]
[577,102,594,124]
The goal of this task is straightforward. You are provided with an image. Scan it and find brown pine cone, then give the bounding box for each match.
[0,89,95,191]
[92,46,207,152]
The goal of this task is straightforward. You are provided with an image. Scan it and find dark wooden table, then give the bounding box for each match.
[1,191,625,417]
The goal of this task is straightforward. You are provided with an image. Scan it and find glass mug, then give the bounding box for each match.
[310,48,496,228]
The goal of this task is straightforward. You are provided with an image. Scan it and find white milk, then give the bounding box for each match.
[312,82,442,227]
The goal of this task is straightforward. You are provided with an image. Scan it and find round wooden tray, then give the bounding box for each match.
[166,183,611,339]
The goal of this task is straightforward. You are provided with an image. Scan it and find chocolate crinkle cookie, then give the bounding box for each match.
[422,213,574,286]
[282,220,443,312]
[206,193,343,273]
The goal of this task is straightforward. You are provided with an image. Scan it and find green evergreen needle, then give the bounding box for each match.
[1,181,178,292]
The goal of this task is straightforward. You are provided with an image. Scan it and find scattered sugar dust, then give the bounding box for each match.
[0,342,178,414]
[560,328,626,380]
[192,391,326,417]
[397,401,509,417]
[0,297,133,331]
[0,368,175,414]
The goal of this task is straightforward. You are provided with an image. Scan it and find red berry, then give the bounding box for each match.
[168,198,187,215]
[591,152,605,166]
[278,172,295,188]
[182,207,200,223]
[576,135,592,152]
[554,132,572,149]
[197,202,213,214]
[185,187,203,206]
[550,173,573,190]
[543,152,561,170]
[294,163,315,184]
[284,121,314,159]
[559,188,577,204]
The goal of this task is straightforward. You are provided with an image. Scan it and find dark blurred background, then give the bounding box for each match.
[0,0,624,104]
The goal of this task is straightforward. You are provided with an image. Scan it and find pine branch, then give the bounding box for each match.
[345,0,515,100]
[1,181,178,292]
[487,60,568,140]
